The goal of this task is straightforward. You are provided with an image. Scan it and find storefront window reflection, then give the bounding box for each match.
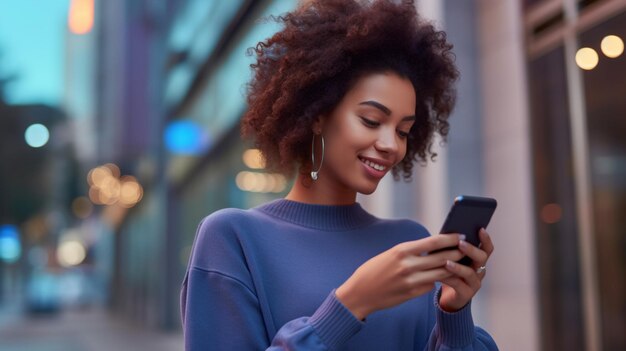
[580,11,626,350]
[528,46,586,351]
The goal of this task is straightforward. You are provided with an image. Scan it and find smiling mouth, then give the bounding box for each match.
[358,157,387,171]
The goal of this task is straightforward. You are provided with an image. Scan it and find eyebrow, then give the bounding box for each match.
[358,100,415,122]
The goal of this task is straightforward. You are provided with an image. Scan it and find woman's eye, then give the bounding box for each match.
[360,117,379,127]
[398,131,410,138]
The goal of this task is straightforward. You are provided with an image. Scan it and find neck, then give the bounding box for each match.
[285,173,357,205]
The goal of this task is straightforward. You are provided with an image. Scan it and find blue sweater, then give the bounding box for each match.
[180,199,498,350]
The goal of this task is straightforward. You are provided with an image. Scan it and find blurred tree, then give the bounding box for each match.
[0,48,75,228]
[0,104,73,226]
[0,48,17,104]
[0,49,81,305]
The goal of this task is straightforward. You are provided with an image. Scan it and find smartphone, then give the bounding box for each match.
[437,195,497,266]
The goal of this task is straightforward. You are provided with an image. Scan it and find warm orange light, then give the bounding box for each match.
[575,47,599,70]
[89,166,112,188]
[243,149,266,169]
[99,177,121,205]
[540,203,562,224]
[72,196,93,219]
[271,174,287,193]
[601,35,624,58]
[236,171,288,193]
[119,176,143,208]
[89,186,102,205]
[68,0,94,35]
[103,163,121,179]
[87,164,144,208]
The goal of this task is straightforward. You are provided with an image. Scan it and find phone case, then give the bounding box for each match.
[439,195,497,265]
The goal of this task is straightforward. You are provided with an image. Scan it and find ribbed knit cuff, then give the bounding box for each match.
[433,287,475,348]
[309,289,364,349]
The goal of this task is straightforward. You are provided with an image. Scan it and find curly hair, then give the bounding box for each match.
[241,0,458,180]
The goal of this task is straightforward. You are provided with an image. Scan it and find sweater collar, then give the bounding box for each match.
[255,198,377,231]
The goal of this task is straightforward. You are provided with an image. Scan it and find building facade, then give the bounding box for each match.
[93,0,625,350]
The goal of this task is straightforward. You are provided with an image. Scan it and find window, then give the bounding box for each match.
[579,10,626,350]
[528,46,586,351]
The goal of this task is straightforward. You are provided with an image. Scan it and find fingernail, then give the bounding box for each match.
[446,260,455,268]
[459,240,468,248]
[459,234,466,241]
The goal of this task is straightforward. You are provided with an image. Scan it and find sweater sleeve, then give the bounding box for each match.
[181,267,364,350]
[180,211,364,350]
[422,287,499,351]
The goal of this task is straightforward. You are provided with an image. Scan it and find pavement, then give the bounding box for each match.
[0,302,184,351]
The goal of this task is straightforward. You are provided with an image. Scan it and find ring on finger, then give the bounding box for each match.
[476,265,486,274]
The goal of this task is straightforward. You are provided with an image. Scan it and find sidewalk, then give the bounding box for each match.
[0,304,184,351]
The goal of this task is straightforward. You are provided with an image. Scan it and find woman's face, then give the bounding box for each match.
[317,72,416,195]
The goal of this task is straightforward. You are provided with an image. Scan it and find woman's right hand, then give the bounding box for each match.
[335,234,466,320]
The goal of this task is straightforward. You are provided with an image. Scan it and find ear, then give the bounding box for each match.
[312,115,326,135]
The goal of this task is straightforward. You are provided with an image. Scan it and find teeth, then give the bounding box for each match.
[360,158,386,171]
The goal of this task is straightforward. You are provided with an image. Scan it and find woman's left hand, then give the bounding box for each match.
[438,228,494,312]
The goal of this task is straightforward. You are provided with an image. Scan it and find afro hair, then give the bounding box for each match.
[241,0,459,180]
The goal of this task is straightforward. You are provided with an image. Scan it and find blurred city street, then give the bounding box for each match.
[0,294,183,351]
[0,0,624,350]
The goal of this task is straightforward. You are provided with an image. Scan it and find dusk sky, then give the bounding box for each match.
[0,0,69,105]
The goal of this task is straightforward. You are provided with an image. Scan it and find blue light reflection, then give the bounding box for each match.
[164,120,209,155]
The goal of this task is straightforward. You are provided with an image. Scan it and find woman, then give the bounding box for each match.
[180,0,498,350]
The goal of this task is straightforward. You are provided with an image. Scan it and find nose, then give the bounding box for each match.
[374,128,399,154]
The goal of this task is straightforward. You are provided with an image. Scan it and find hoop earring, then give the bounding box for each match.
[311,134,324,181]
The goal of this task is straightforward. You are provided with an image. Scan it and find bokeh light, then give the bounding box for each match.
[23,216,48,243]
[88,166,112,187]
[119,176,144,207]
[103,163,121,179]
[89,186,102,205]
[24,123,50,148]
[72,196,93,218]
[86,164,143,208]
[540,203,562,224]
[236,171,287,193]
[57,240,87,267]
[165,120,208,155]
[600,35,624,58]
[575,47,599,70]
[98,177,121,205]
[0,225,22,264]
[68,0,94,35]
[243,149,266,169]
